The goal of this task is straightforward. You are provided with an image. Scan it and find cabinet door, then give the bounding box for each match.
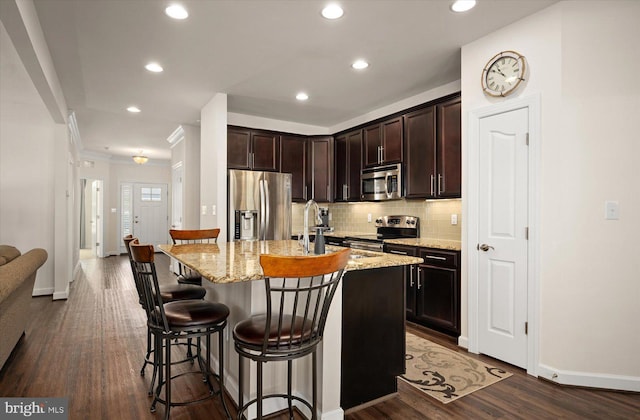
[346,130,362,200]
[385,244,418,319]
[417,265,459,334]
[280,135,307,202]
[227,128,251,169]
[252,131,279,172]
[404,107,436,198]
[436,97,461,198]
[334,135,347,201]
[382,117,403,164]
[309,136,332,202]
[363,124,382,167]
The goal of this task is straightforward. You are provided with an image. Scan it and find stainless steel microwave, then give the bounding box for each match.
[361,163,402,201]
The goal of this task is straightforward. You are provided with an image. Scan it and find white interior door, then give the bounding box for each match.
[90,180,104,257]
[477,107,529,368]
[170,164,184,273]
[133,183,168,251]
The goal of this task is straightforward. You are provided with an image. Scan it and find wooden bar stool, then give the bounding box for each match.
[131,242,231,420]
[233,248,350,420]
[123,235,206,394]
[169,228,220,285]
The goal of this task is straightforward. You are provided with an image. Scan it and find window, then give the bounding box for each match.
[140,187,162,201]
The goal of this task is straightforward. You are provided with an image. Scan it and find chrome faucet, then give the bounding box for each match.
[303,199,322,255]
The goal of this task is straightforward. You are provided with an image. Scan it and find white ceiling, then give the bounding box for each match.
[33,0,556,161]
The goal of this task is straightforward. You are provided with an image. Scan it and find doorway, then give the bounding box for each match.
[120,182,169,253]
[79,178,104,259]
[467,95,540,375]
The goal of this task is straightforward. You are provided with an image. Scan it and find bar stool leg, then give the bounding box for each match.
[218,330,231,419]
[287,360,293,419]
[151,333,162,413]
[257,360,263,420]
[312,351,318,420]
[164,335,172,420]
[238,353,244,420]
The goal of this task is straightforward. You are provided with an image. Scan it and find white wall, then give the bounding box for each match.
[462,0,640,389]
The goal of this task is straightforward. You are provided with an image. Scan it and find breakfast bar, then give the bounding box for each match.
[159,240,422,419]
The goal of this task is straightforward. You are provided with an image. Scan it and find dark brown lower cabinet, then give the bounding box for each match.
[385,244,461,337]
[341,266,405,410]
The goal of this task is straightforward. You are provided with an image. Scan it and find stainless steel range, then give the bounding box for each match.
[344,215,419,252]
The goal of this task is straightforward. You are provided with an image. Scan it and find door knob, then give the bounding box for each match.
[478,243,494,252]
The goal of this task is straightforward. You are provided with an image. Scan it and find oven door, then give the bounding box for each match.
[361,163,402,201]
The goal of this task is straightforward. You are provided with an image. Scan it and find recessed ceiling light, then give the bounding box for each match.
[165,4,188,20]
[127,106,141,113]
[450,0,476,13]
[296,92,309,101]
[321,4,344,20]
[352,59,369,70]
[145,62,163,73]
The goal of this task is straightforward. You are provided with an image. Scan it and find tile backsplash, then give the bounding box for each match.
[292,199,461,241]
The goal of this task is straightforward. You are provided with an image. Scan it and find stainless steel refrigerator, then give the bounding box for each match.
[228,170,292,241]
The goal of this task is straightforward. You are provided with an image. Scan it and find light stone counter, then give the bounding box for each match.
[384,237,462,251]
[158,240,422,284]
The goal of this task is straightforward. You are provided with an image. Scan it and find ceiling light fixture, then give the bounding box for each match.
[145,62,163,73]
[321,4,344,19]
[165,4,189,20]
[352,59,369,70]
[127,106,141,113]
[296,92,309,101]
[450,0,476,13]
[132,152,149,165]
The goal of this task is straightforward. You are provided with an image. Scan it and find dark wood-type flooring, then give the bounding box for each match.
[1,253,638,419]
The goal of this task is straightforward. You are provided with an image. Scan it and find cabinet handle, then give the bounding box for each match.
[417,268,422,290]
[430,174,435,196]
[425,255,447,261]
[328,185,330,200]
[343,184,348,200]
[304,185,307,200]
[389,250,408,255]
[380,146,384,163]
[438,174,444,193]
[410,266,414,287]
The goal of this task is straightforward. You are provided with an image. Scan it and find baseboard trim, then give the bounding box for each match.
[538,363,640,392]
[457,335,469,349]
[53,285,69,300]
[320,407,345,420]
[32,287,53,297]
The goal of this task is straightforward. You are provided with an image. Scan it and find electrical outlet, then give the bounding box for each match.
[451,214,458,225]
[605,201,619,220]
[367,213,372,223]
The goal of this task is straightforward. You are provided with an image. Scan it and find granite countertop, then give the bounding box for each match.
[322,230,462,251]
[158,240,422,284]
[384,238,462,251]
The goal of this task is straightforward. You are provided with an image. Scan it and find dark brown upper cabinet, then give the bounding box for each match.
[280,134,307,202]
[403,95,461,199]
[436,97,462,198]
[227,126,279,172]
[307,136,333,203]
[363,117,403,168]
[334,129,362,202]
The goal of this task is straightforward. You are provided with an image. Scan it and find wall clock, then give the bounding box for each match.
[481,50,526,97]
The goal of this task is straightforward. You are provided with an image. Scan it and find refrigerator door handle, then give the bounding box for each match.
[259,179,266,240]
[263,179,270,239]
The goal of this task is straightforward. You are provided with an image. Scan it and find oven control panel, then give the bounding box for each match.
[375,215,419,228]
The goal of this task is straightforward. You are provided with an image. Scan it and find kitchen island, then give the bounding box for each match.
[159,240,422,419]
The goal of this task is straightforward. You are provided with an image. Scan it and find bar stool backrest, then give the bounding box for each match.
[256,248,351,356]
[130,242,170,333]
[169,228,220,277]
[123,235,146,306]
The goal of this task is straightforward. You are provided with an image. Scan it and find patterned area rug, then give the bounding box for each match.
[400,333,512,404]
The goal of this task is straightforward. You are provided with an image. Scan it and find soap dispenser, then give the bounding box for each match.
[314,227,326,255]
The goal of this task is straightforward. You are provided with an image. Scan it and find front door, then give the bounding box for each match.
[133,183,168,252]
[477,107,529,368]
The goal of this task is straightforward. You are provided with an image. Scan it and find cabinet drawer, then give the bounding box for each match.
[418,248,458,268]
[384,244,418,257]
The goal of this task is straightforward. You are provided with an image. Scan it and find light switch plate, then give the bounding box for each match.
[605,201,619,220]
[201,205,207,215]
[212,205,216,216]
[367,213,372,223]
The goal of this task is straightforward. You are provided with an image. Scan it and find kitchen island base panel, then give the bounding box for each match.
[341,266,406,410]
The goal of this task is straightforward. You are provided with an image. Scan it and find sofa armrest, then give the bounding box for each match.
[0,248,48,302]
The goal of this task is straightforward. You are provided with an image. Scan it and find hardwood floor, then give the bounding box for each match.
[1,253,638,419]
